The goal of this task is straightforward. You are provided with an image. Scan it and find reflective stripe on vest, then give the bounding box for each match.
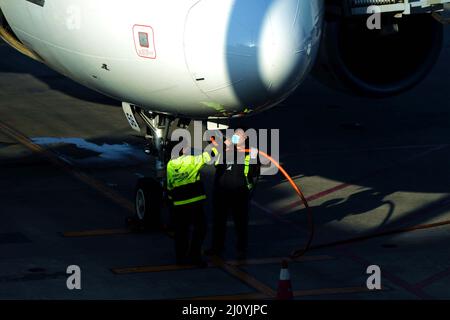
[173,195,207,206]
[244,154,250,176]
[244,154,253,190]
[169,180,205,205]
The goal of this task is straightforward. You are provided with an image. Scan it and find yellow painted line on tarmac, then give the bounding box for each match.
[227,255,334,267]
[111,255,334,274]
[112,263,215,275]
[63,226,175,239]
[63,229,133,238]
[210,256,277,298]
[0,120,134,213]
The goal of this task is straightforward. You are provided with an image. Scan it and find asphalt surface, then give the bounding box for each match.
[0,26,450,300]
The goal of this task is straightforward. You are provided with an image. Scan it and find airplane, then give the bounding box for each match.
[1,0,449,225]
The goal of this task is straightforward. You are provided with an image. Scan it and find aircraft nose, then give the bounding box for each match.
[184,0,324,115]
[226,0,323,109]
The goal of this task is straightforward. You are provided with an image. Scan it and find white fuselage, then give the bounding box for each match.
[0,0,324,119]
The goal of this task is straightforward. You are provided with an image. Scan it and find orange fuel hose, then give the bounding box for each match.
[210,137,314,258]
[239,148,314,259]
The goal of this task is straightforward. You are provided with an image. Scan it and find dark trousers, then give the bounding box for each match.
[212,187,250,253]
[172,201,207,263]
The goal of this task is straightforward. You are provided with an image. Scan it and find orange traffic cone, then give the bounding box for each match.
[276,260,293,300]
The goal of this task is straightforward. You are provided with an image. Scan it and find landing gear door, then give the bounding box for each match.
[122,102,141,133]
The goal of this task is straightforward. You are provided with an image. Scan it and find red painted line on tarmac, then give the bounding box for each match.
[415,267,450,289]
[293,286,380,297]
[278,182,352,214]
[277,145,447,214]
[340,249,432,300]
[305,183,353,202]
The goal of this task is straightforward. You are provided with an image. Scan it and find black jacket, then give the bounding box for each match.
[214,144,260,191]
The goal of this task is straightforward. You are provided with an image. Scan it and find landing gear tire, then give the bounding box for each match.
[129,178,163,232]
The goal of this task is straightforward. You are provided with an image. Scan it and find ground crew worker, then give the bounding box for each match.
[207,128,260,260]
[166,139,218,266]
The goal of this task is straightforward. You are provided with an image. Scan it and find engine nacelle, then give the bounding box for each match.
[312,13,444,97]
[0,8,42,62]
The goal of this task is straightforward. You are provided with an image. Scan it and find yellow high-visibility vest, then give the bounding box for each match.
[167,148,217,206]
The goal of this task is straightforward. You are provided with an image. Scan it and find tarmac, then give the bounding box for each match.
[0,26,449,300]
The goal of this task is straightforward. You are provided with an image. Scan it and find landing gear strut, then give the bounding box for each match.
[122,102,186,231]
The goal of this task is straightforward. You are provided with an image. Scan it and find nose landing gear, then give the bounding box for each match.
[122,102,187,232]
[127,177,164,232]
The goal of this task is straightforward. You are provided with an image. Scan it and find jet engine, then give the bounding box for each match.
[313,8,444,97]
[0,8,42,62]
